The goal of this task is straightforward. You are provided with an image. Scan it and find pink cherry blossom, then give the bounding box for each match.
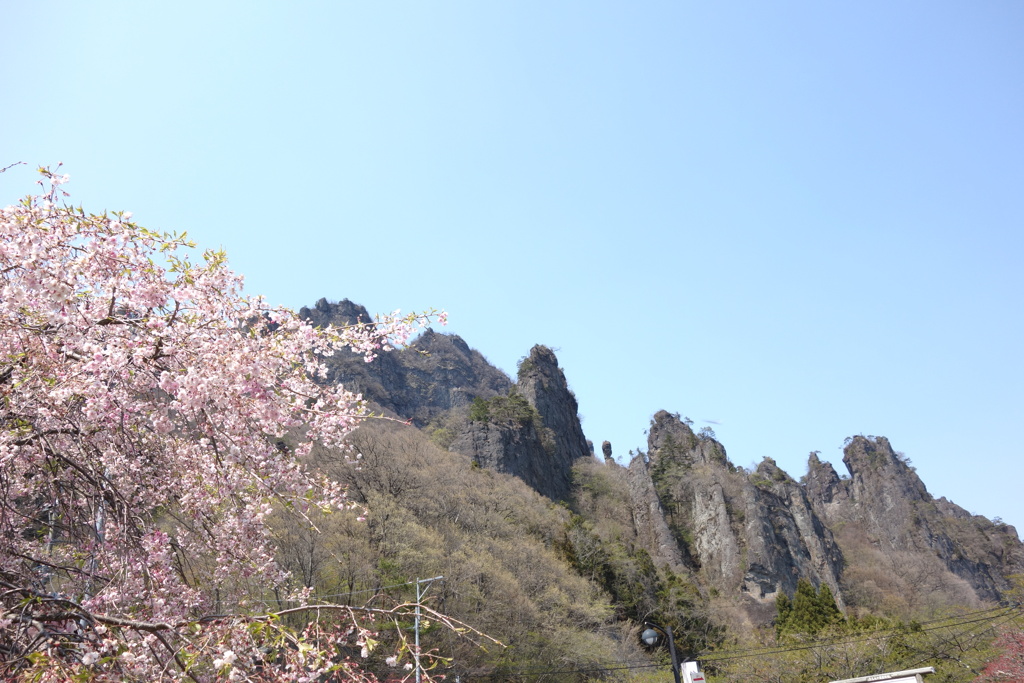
[0,168,445,681]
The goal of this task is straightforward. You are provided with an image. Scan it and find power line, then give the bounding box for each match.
[455,605,1023,680]
[701,604,1020,663]
[902,609,1023,672]
[705,608,1021,663]
[188,591,1022,680]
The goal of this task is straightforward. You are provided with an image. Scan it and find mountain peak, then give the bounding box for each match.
[300,297,372,328]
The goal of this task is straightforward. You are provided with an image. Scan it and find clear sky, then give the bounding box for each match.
[3,2,1023,533]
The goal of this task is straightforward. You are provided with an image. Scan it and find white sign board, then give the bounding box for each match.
[682,661,706,683]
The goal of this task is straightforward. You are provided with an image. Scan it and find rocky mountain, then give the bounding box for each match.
[449,344,591,501]
[302,298,1024,628]
[622,413,1024,622]
[804,435,1023,607]
[625,411,846,625]
[300,299,591,501]
[299,298,511,425]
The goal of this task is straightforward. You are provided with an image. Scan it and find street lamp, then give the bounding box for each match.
[640,622,681,683]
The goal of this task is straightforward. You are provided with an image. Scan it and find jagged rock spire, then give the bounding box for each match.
[516,345,590,465]
[450,345,590,502]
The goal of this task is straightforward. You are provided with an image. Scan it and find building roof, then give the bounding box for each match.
[829,667,936,683]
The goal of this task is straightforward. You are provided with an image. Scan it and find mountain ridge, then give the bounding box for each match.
[300,297,1024,627]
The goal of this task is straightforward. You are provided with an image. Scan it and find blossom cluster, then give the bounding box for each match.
[0,167,443,680]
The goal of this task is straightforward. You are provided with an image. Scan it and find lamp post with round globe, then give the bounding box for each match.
[641,622,681,683]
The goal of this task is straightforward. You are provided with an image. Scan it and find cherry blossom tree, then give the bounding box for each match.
[0,166,448,681]
[977,629,1024,683]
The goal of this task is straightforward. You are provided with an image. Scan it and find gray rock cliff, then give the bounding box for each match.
[301,301,591,502]
[449,414,557,498]
[299,298,511,425]
[627,411,844,623]
[805,435,1024,603]
[515,345,591,466]
[626,454,687,572]
[449,346,590,502]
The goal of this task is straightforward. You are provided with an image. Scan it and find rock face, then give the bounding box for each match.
[300,300,591,503]
[450,416,557,497]
[626,453,687,572]
[804,435,1024,603]
[449,345,590,502]
[515,345,591,466]
[299,297,372,329]
[624,425,1024,621]
[742,458,845,608]
[627,411,843,623]
[299,298,512,425]
[626,430,1024,622]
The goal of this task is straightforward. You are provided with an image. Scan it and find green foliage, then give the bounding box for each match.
[424,410,462,450]
[652,566,726,659]
[428,426,455,449]
[468,390,538,427]
[775,579,845,638]
[468,396,490,422]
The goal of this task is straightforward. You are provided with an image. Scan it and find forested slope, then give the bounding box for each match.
[280,298,1024,681]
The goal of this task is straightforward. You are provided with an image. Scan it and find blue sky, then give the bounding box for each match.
[3,2,1023,533]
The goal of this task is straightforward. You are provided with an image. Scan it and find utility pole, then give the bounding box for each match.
[414,576,444,683]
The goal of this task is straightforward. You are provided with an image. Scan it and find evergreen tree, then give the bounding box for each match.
[775,579,845,638]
